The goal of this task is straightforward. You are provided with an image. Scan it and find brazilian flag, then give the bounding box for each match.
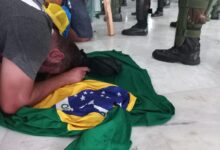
[0,50,175,150]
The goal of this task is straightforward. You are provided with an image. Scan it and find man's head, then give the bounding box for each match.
[38,31,83,78]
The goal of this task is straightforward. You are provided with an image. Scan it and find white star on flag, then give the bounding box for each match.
[117,92,121,97]
[80,95,86,101]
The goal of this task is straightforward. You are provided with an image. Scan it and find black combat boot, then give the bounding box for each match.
[122,0,149,36]
[152,37,201,65]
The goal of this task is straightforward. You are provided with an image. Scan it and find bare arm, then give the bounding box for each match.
[0,58,89,114]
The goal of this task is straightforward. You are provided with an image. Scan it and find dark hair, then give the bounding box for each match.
[56,35,84,72]
[35,34,85,82]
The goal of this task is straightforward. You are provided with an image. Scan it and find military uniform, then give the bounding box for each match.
[153,0,217,65]
[110,0,123,22]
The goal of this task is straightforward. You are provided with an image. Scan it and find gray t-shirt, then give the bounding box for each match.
[0,0,52,79]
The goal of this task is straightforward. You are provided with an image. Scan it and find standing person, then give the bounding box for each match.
[67,0,93,42]
[0,0,89,114]
[121,0,151,36]
[152,0,218,65]
[44,0,93,42]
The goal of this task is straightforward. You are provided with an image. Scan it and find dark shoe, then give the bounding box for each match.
[131,12,136,16]
[151,11,163,17]
[152,38,201,65]
[170,21,177,28]
[121,24,148,36]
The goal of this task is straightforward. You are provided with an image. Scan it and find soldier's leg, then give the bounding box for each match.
[175,0,217,46]
[211,0,220,19]
[111,0,123,22]
[152,0,164,17]
[136,0,150,28]
[121,0,150,36]
[153,0,217,65]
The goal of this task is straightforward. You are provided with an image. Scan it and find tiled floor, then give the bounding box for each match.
[1,1,220,150]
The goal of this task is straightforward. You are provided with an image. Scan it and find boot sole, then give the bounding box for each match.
[153,54,200,65]
[121,32,147,36]
[181,58,200,65]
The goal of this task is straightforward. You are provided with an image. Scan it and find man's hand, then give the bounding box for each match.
[61,67,90,85]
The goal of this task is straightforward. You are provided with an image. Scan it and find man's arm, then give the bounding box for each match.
[0,57,89,114]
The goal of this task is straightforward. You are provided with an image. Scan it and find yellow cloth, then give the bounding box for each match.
[43,3,70,35]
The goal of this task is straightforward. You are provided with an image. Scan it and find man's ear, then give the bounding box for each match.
[47,48,64,63]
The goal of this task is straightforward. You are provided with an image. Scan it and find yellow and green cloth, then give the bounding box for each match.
[34,79,136,131]
[0,50,175,150]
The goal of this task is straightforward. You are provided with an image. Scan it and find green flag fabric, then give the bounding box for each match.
[0,50,175,150]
